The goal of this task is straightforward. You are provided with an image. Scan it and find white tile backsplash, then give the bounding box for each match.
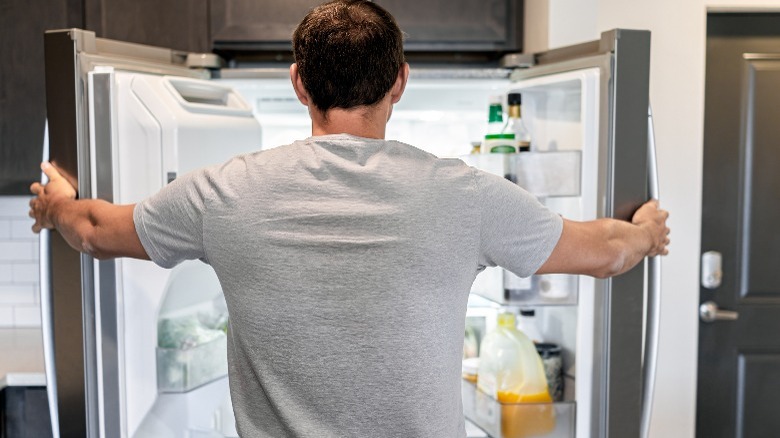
[0,285,36,305]
[0,264,11,283]
[13,306,42,327]
[12,263,38,283]
[0,306,13,328]
[0,196,40,327]
[11,218,35,239]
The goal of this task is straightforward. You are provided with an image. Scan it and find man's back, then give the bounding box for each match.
[133,134,562,437]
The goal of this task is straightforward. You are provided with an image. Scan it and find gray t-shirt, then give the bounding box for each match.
[134,134,563,437]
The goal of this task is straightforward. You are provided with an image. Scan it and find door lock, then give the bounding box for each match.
[699,301,739,323]
[701,251,722,289]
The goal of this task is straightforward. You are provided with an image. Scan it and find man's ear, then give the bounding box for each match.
[389,63,410,104]
[290,63,310,106]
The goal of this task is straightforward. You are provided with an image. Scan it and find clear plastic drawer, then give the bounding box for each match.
[471,267,578,306]
[462,381,575,438]
[460,151,581,198]
[157,335,228,393]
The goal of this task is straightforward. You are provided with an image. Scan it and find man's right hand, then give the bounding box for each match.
[632,199,670,257]
[29,162,77,233]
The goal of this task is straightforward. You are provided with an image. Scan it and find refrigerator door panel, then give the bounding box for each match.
[463,30,649,438]
[509,30,650,438]
[44,29,260,437]
[109,69,259,436]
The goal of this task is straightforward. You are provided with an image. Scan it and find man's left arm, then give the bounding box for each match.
[29,162,149,261]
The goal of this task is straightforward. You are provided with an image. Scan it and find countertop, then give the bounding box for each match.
[0,328,46,390]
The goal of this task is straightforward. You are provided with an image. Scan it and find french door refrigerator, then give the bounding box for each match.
[41,28,659,438]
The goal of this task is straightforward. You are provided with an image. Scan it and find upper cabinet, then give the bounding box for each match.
[210,0,523,60]
[84,0,210,52]
[0,0,84,194]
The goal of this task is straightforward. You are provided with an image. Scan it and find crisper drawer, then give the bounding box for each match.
[157,336,228,393]
[462,381,575,438]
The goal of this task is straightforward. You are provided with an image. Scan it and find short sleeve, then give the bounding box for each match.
[476,170,563,277]
[133,171,213,268]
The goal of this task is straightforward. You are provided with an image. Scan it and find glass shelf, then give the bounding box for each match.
[462,381,576,438]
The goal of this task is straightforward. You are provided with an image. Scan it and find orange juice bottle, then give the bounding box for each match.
[477,312,555,437]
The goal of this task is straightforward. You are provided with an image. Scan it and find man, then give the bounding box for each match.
[30,0,669,436]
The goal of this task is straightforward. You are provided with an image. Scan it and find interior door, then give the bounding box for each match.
[697,13,780,438]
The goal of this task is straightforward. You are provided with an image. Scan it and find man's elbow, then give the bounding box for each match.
[593,256,626,279]
[81,231,112,260]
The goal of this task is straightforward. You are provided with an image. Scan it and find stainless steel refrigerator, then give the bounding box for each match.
[41,28,660,438]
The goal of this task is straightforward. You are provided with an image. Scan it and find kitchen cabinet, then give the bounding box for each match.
[83,0,210,53]
[0,0,210,195]
[211,0,523,61]
[0,0,82,194]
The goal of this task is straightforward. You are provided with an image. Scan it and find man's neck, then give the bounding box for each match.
[309,98,392,139]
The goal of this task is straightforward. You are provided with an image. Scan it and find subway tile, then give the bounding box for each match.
[0,220,10,239]
[14,305,42,327]
[0,241,34,261]
[0,196,33,216]
[0,264,12,283]
[11,218,36,240]
[0,306,13,327]
[12,263,39,284]
[0,285,36,304]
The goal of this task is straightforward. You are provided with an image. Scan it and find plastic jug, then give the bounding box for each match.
[477,312,554,437]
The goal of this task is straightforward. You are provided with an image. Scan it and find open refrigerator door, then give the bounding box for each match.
[459,30,653,438]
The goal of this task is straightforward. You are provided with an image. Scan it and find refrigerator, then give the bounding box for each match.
[41,28,659,438]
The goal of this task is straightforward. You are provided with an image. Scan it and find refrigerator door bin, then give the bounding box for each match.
[462,381,576,438]
[461,152,582,198]
[471,269,578,307]
[157,336,229,393]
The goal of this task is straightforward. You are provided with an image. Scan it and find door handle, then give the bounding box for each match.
[699,301,739,322]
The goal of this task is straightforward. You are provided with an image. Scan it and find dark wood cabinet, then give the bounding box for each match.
[0,0,211,194]
[84,0,210,53]
[0,0,83,194]
[211,0,523,60]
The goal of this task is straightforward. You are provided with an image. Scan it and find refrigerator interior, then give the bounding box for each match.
[98,66,599,437]
[224,70,602,437]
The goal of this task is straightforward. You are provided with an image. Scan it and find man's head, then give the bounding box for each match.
[292,0,406,113]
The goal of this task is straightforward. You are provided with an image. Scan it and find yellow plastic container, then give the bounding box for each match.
[477,312,555,437]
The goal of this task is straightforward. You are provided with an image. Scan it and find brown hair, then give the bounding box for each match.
[292,0,405,112]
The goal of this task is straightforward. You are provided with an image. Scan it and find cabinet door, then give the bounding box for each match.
[84,0,209,52]
[210,0,522,54]
[0,0,83,194]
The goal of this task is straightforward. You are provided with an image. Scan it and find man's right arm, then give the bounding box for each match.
[536,199,669,278]
[29,162,149,261]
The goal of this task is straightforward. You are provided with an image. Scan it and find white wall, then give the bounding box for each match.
[0,196,41,328]
[541,1,780,436]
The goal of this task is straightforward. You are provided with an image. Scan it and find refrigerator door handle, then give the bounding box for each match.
[39,121,61,438]
[641,104,661,438]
